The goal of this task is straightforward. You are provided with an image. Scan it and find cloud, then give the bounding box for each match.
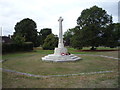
[0,0,119,36]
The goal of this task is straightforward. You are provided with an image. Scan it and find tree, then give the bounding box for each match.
[35,34,42,47]
[39,28,52,45]
[102,23,120,48]
[114,23,120,46]
[42,34,58,50]
[14,18,39,47]
[63,28,74,46]
[70,26,84,49]
[76,5,112,50]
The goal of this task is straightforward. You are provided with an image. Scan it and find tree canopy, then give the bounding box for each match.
[102,23,120,48]
[63,28,75,46]
[14,18,39,47]
[42,34,58,50]
[12,33,25,45]
[72,5,113,50]
[39,28,52,45]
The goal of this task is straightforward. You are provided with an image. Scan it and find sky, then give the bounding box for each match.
[0,0,119,36]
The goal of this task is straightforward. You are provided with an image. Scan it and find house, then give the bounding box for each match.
[1,35,12,43]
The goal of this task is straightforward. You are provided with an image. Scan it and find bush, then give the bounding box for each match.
[42,34,58,50]
[2,42,33,53]
[12,34,25,45]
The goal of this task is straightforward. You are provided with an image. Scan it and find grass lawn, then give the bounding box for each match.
[2,47,119,88]
[82,46,118,50]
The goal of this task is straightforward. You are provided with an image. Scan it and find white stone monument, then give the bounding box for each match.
[42,17,81,62]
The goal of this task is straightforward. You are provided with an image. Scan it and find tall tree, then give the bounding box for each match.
[14,18,39,47]
[76,5,112,50]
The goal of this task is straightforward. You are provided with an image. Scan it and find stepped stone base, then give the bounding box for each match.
[42,17,81,62]
[42,54,81,62]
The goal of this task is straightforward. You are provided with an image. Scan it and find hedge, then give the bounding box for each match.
[2,42,33,53]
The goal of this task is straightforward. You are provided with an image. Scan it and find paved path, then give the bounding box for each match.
[76,54,119,60]
[1,68,116,78]
[1,54,118,77]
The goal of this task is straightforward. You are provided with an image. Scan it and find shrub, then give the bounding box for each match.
[12,34,25,45]
[42,34,58,50]
[2,42,33,53]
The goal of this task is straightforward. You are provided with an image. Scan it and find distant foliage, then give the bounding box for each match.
[63,28,75,46]
[12,34,25,45]
[70,26,83,49]
[42,34,58,50]
[39,28,52,45]
[102,23,120,48]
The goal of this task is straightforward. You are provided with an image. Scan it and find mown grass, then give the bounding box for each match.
[2,54,118,75]
[2,71,118,88]
[82,46,118,50]
[2,47,119,88]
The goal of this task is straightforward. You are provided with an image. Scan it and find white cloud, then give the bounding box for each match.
[0,0,119,36]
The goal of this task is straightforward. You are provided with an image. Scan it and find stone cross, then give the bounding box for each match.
[58,17,64,48]
[41,17,81,61]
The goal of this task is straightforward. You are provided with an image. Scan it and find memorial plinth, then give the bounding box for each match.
[42,17,81,62]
